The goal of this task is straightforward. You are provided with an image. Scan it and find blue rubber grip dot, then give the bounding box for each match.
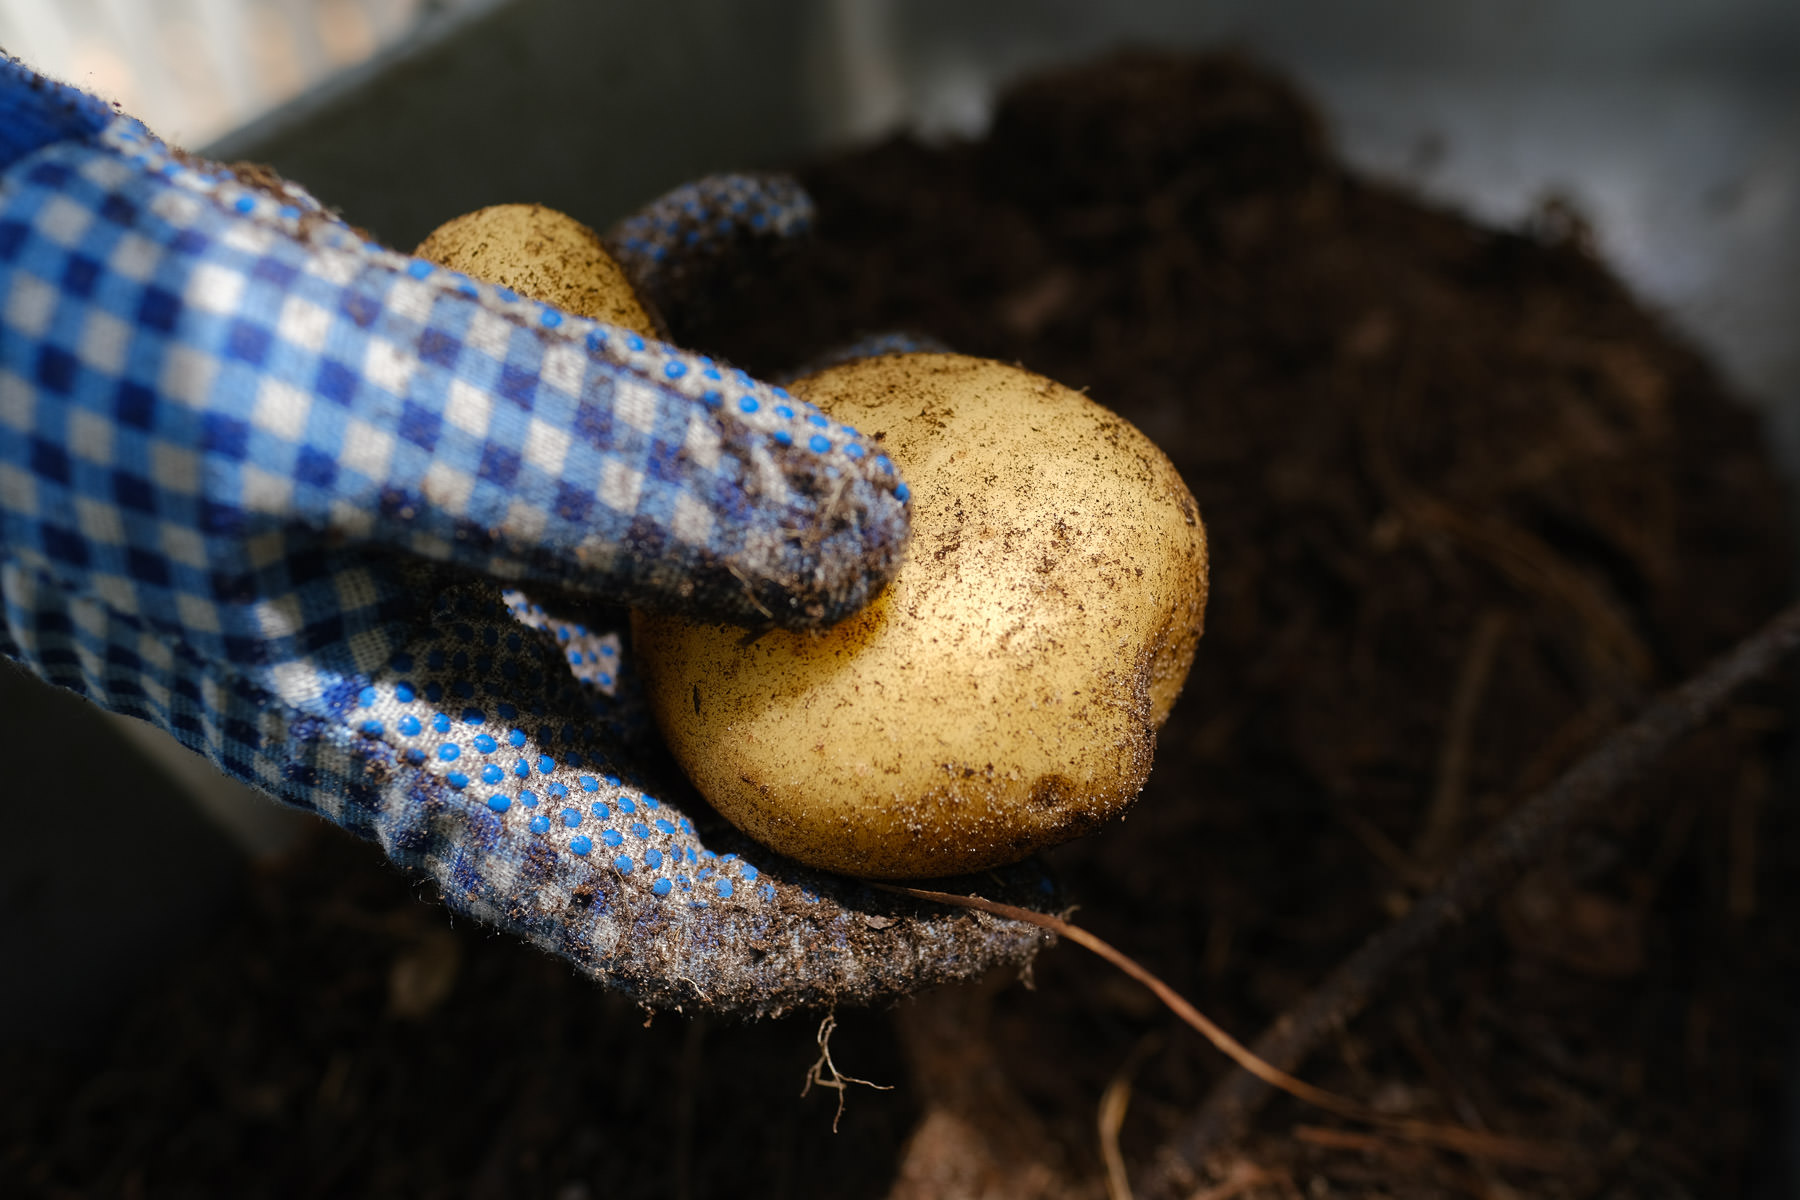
[570,835,593,856]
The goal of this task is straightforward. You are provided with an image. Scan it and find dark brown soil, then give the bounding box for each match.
[8,49,1798,1199]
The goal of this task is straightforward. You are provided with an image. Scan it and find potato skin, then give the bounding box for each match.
[633,353,1208,879]
[414,204,659,337]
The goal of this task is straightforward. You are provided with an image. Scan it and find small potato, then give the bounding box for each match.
[633,353,1208,878]
[414,204,658,337]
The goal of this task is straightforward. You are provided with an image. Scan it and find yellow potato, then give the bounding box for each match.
[414,203,658,337]
[633,353,1208,878]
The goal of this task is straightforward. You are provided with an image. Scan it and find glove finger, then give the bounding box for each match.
[603,173,813,334]
[1,552,1051,1016]
[0,55,115,170]
[1,115,908,638]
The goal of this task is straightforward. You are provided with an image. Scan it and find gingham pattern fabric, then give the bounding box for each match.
[604,173,814,320]
[0,60,1050,1015]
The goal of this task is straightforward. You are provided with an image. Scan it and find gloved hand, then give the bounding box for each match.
[0,57,1048,1016]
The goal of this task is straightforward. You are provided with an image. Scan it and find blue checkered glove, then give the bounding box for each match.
[0,58,1048,1015]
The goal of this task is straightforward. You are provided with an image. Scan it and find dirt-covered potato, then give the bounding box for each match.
[633,353,1208,878]
[414,204,658,337]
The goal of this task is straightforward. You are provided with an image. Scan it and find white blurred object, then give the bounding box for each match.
[0,0,481,147]
[812,0,906,143]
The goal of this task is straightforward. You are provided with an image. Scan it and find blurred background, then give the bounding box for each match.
[2,0,1799,1047]
[0,0,489,147]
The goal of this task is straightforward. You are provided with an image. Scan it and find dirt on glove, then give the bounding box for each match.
[6,49,1797,1199]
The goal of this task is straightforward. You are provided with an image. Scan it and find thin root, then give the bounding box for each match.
[1416,609,1509,863]
[877,884,1367,1121]
[725,561,775,621]
[880,886,1587,1182]
[1101,1037,1160,1200]
[800,1013,893,1133]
